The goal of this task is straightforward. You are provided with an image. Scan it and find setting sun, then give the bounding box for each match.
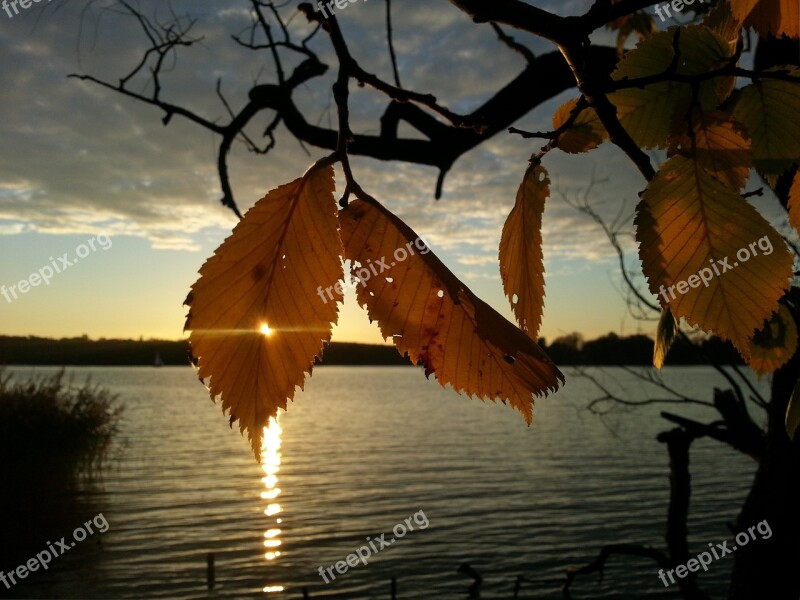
[260,324,273,336]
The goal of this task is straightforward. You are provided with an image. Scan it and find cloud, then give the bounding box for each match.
[0,0,657,268]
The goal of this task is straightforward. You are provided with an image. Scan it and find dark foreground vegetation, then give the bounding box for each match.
[0,370,122,571]
[0,369,122,485]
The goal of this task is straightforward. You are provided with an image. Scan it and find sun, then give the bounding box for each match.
[260,324,274,336]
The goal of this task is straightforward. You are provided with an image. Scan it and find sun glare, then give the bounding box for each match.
[261,417,284,594]
[260,324,273,336]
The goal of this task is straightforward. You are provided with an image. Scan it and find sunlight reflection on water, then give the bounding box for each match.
[261,416,284,594]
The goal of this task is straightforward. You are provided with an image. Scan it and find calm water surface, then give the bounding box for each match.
[2,366,766,599]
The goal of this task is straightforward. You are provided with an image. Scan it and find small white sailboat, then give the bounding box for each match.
[154,352,165,367]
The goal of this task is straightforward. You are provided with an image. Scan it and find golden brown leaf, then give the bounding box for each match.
[667,110,752,190]
[703,2,744,48]
[552,99,607,154]
[610,26,737,149]
[731,67,800,175]
[654,306,677,369]
[185,166,343,456]
[636,155,794,357]
[731,0,800,38]
[729,0,760,24]
[499,164,548,338]
[339,197,564,422]
[747,305,799,376]
[607,9,657,57]
[789,170,800,235]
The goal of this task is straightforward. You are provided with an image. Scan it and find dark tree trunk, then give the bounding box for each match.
[729,34,800,599]
[729,292,800,599]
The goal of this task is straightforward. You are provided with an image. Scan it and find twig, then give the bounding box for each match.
[385,0,402,88]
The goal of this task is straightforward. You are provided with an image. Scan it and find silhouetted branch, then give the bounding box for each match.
[490,22,535,63]
[385,0,402,88]
[575,366,713,415]
[657,428,711,600]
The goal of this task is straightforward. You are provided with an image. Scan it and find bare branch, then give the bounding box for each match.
[563,544,670,598]
[385,0,402,88]
[490,22,535,63]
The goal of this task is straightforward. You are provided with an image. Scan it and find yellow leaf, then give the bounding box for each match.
[552,99,608,154]
[731,0,800,38]
[787,379,800,439]
[789,170,800,235]
[747,305,799,376]
[636,155,794,357]
[610,25,737,148]
[338,197,564,422]
[667,110,752,190]
[185,166,343,456]
[499,164,548,338]
[654,306,677,369]
[732,67,800,175]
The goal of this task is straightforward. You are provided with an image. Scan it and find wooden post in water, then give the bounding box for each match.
[206,552,215,589]
[513,575,523,598]
[391,577,397,599]
[302,588,310,599]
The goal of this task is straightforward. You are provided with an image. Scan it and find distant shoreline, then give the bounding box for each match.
[0,333,742,367]
[0,336,411,367]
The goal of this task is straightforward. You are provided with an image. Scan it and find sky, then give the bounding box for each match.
[0,0,789,345]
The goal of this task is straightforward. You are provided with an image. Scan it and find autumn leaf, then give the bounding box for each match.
[747,305,799,376]
[730,0,800,38]
[789,170,800,235]
[728,0,760,23]
[499,164,548,338]
[185,165,343,456]
[610,25,737,148]
[654,306,677,369]
[636,155,794,357]
[787,379,800,440]
[552,98,607,154]
[607,9,656,56]
[338,197,564,423]
[731,67,800,175]
[667,110,752,190]
[703,1,744,48]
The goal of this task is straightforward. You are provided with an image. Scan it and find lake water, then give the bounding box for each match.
[0,366,766,599]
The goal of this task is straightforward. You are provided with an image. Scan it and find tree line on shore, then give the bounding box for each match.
[0,332,742,367]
